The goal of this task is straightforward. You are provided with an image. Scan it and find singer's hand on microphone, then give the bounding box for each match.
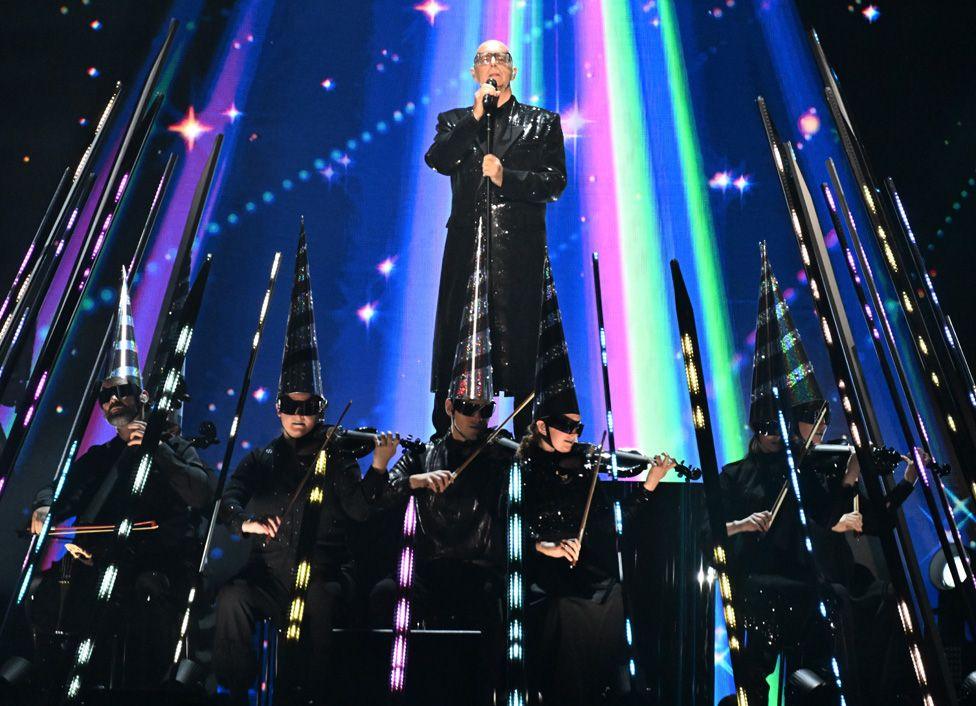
[473,82,501,120]
[483,154,503,187]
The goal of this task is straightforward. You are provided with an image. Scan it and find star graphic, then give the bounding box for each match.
[415,0,448,25]
[861,5,880,23]
[357,302,378,325]
[168,106,213,151]
[560,106,591,140]
[319,165,335,181]
[222,102,243,123]
[338,154,352,167]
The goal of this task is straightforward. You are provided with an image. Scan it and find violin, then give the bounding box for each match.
[329,426,426,459]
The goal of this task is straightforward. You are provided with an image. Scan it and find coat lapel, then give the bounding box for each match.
[493,98,530,160]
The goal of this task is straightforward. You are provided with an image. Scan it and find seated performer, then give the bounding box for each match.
[368,234,515,704]
[426,38,567,436]
[519,257,675,706]
[719,247,857,704]
[27,276,211,693]
[214,227,396,706]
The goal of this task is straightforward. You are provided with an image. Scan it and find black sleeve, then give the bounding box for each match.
[424,110,481,175]
[334,453,371,523]
[154,437,212,510]
[862,480,915,535]
[497,114,567,203]
[220,451,260,535]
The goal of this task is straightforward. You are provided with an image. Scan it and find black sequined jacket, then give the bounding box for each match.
[425,96,567,396]
[377,430,515,570]
[522,443,654,599]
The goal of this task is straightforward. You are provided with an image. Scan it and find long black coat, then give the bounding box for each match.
[425,97,567,396]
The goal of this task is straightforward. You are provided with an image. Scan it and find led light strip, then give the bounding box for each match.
[506,460,525,706]
[389,496,418,694]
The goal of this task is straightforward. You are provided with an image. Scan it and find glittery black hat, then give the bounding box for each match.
[448,217,494,402]
[531,255,579,420]
[104,267,142,388]
[278,218,325,402]
[750,242,825,433]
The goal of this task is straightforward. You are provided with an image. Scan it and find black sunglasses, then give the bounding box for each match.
[98,383,140,405]
[277,395,326,416]
[452,399,495,419]
[545,415,584,436]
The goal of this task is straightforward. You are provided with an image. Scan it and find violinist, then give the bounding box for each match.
[518,257,677,706]
[719,249,855,704]
[26,278,210,693]
[214,229,396,706]
[367,252,514,703]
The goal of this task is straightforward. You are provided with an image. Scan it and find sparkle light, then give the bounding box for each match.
[86,67,99,77]
[89,20,102,30]
[708,171,731,191]
[357,302,378,324]
[733,174,750,193]
[168,106,214,151]
[252,387,268,402]
[560,105,591,140]
[321,78,335,91]
[222,102,243,123]
[862,5,880,23]
[319,165,335,181]
[377,257,397,277]
[414,0,448,25]
[798,107,820,139]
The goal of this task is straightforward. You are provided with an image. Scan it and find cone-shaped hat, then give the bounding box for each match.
[750,242,825,433]
[105,267,142,388]
[532,255,579,420]
[278,218,325,401]
[448,217,494,402]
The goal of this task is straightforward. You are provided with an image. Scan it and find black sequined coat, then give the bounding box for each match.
[522,443,653,599]
[379,431,514,570]
[425,97,567,396]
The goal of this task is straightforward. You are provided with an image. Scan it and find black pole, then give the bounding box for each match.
[670,260,750,703]
[758,95,955,705]
[821,170,976,629]
[170,251,282,666]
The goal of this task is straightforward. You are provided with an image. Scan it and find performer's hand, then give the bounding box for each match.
[730,510,771,535]
[643,452,678,493]
[409,470,454,493]
[842,451,861,487]
[482,154,503,187]
[535,539,581,565]
[473,82,501,120]
[30,506,50,535]
[371,431,400,472]
[832,511,863,534]
[126,420,147,447]
[901,452,928,485]
[242,515,281,538]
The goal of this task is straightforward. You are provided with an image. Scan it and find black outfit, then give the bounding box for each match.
[521,443,653,706]
[215,423,383,704]
[719,446,864,704]
[425,97,567,434]
[28,433,210,690]
[368,431,512,703]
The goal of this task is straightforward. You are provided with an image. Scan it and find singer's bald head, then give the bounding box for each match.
[475,39,512,57]
[471,39,517,91]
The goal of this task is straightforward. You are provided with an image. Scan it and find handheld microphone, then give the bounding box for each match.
[483,78,499,115]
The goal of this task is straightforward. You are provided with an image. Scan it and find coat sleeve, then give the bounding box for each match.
[498,114,567,203]
[370,450,424,510]
[220,451,260,535]
[425,110,480,175]
[154,437,213,510]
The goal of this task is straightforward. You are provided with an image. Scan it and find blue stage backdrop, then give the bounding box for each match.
[2,2,970,701]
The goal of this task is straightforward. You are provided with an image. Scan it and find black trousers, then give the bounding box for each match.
[369,558,504,704]
[526,580,625,706]
[214,565,351,704]
[27,556,188,695]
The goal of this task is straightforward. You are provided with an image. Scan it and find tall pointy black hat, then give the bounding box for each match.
[448,217,494,402]
[104,267,142,388]
[750,242,825,433]
[532,255,579,420]
[278,218,325,401]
